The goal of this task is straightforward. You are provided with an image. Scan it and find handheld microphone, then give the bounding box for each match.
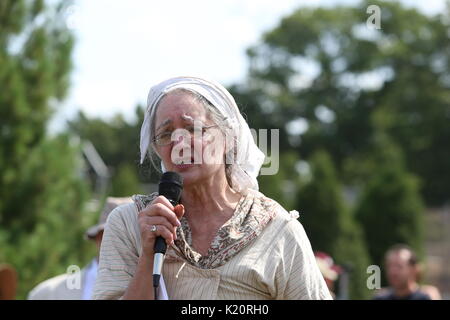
[153,171,183,293]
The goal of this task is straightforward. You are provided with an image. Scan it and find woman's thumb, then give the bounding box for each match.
[174,204,185,219]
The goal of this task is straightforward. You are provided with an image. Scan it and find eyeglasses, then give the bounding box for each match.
[152,124,220,146]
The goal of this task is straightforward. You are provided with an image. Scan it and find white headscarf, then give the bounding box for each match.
[140,76,265,194]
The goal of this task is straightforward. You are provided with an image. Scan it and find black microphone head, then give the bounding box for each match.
[158,171,183,205]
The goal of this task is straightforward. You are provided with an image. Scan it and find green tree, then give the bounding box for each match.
[355,134,425,279]
[236,0,450,205]
[67,106,157,185]
[0,135,96,298]
[297,150,370,299]
[1,0,74,229]
[257,151,300,210]
[0,1,93,298]
[110,163,143,197]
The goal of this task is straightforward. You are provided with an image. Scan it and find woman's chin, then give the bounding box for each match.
[168,164,200,181]
[165,162,222,186]
[171,162,197,172]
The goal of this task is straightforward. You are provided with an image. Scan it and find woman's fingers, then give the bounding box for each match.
[153,195,174,211]
[149,224,175,245]
[141,216,177,241]
[141,202,181,228]
[138,196,183,255]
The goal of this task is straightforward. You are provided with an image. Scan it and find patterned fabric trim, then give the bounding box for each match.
[131,190,277,269]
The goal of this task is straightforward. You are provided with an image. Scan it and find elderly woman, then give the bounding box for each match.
[93,76,331,300]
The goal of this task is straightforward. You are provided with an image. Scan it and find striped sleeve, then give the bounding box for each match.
[93,204,139,300]
[276,219,333,300]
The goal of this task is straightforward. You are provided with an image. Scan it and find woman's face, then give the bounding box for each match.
[153,92,227,186]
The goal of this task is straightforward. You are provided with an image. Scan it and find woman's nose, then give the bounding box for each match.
[172,130,192,147]
[174,133,184,145]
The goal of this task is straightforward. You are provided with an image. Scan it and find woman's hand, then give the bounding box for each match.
[138,195,185,257]
[124,196,184,300]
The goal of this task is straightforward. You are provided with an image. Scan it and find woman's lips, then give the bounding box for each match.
[174,163,195,170]
[174,158,196,170]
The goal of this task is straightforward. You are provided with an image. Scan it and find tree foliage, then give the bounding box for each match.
[231,0,440,298]
[1,0,75,228]
[0,0,94,299]
[355,134,425,278]
[297,150,370,299]
[67,107,155,189]
[241,0,450,206]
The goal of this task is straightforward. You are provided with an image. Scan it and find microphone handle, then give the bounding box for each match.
[153,236,166,287]
[154,197,177,255]
[153,198,178,291]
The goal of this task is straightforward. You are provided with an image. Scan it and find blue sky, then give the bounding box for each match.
[49,0,447,132]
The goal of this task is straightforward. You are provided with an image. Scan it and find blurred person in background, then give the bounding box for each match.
[374,244,441,300]
[314,252,342,299]
[27,197,132,300]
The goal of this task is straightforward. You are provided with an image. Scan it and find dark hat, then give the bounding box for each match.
[85,197,133,239]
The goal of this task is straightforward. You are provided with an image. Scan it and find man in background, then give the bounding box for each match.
[27,197,132,300]
[374,244,441,300]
